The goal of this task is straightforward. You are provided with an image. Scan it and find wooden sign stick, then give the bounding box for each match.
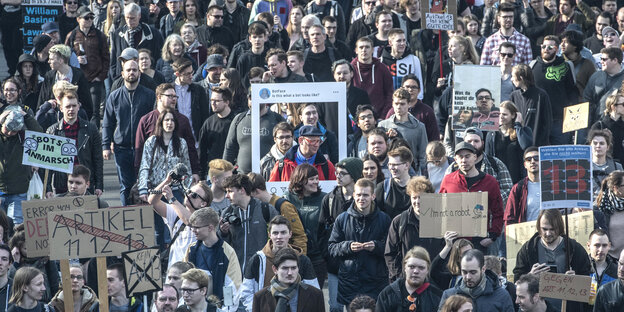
[60,259,74,312]
[98,257,109,312]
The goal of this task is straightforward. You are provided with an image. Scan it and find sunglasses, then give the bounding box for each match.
[186,190,208,202]
[500,53,514,58]
[82,15,94,20]
[524,156,539,162]
[541,45,555,50]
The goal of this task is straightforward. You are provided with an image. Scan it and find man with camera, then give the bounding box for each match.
[149,170,213,269]
[219,174,278,272]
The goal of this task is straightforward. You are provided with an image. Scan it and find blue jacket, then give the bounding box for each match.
[102,84,155,149]
[328,204,391,305]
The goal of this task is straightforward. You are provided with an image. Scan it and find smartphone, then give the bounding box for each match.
[548,265,558,273]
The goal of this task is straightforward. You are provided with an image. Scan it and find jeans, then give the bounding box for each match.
[327,273,343,312]
[113,146,135,206]
[88,80,105,125]
[1,193,26,224]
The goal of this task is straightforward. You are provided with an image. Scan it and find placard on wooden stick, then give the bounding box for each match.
[421,0,457,30]
[47,205,155,260]
[122,247,162,297]
[419,192,488,238]
[539,273,592,303]
[22,195,98,257]
[562,102,589,133]
[22,131,77,174]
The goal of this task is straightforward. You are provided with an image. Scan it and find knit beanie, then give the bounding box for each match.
[335,157,363,181]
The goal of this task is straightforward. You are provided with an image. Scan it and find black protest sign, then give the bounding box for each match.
[122,247,162,297]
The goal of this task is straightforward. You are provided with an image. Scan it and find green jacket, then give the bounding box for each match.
[0,113,43,194]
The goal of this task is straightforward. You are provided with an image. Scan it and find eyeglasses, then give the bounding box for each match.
[186,189,208,202]
[335,170,349,177]
[180,287,201,294]
[211,15,224,19]
[614,102,624,107]
[302,137,323,145]
[477,96,492,101]
[70,275,84,280]
[541,45,555,50]
[161,94,178,99]
[500,53,514,58]
[524,156,539,162]
[407,295,417,311]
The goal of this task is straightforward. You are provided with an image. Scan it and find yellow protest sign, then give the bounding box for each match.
[420,192,488,238]
[562,102,589,133]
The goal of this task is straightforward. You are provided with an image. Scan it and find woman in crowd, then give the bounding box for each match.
[138,49,166,85]
[1,78,34,116]
[138,108,192,202]
[156,34,196,83]
[49,264,99,312]
[592,91,624,164]
[180,24,207,67]
[440,295,474,312]
[596,171,624,259]
[284,164,328,288]
[463,14,485,56]
[362,155,385,184]
[219,68,247,115]
[102,0,124,36]
[8,267,48,312]
[13,54,42,111]
[286,6,305,49]
[8,226,58,302]
[485,101,533,183]
[430,234,473,289]
[589,129,623,196]
[422,141,452,192]
[175,0,204,32]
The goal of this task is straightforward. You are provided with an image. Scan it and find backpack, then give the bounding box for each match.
[261,197,288,222]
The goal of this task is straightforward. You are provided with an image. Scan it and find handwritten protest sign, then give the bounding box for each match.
[21,0,63,53]
[506,211,593,281]
[540,145,592,209]
[563,102,589,133]
[539,273,592,303]
[452,65,501,131]
[22,196,98,257]
[421,0,457,30]
[122,247,162,296]
[419,192,488,237]
[22,131,77,174]
[48,205,155,260]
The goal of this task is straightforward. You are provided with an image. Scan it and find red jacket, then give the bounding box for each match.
[504,177,529,226]
[268,146,336,182]
[439,171,504,237]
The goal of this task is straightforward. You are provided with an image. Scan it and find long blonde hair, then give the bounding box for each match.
[449,36,480,65]
[10,267,43,305]
[104,0,123,37]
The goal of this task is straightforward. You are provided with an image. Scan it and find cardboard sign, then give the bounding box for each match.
[122,247,162,296]
[22,131,77,174]
[419,192,488,238]
[539,273,592,303]
[421,0,457,30]
[539,146,592,209]
[48,205,155,260]
[452,65,502,131]
[505,211,594,282]
[563,102,589,133]
[21,0,63,53]
[22,196,98,258]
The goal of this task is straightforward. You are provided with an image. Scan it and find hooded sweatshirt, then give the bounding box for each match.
[351,57,394,118]
[531,56,578,120]
[379,46,424,99]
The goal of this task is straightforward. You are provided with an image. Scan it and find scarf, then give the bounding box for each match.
[269,274,301,312]
[458,273,487,299]
[599,189,624,215]
[187,40,201,54]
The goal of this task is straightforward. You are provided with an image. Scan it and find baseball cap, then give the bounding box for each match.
[77,6,95,18]
[454,141,477,155]
[118,48,139,62]
[41,21,59,34]
[602,26,619,38]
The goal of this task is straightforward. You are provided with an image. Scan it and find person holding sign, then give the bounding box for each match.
[514,274,558,312]
[376,246,442,311]
[440,141,504,252]
[49,263,99,312]
[438,249,514,311]
[0,109,42,224]
[592,249,624,311]
[7,267,49,312]
[504,147,541,226]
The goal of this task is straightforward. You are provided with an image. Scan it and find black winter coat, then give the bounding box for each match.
[37,67,95,121]
[509,85,553,147]
[375,279,442,312]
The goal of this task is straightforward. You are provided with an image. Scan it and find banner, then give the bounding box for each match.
[21,0,63,53]
[539,145,592,209]
[562,102,590,133]
[22,196,98,258]
[22,131,77,174]
[419,192,488,237]
[122,247,162,297]
[421,0,457,30]
[48,205,155,260]
[505,211,594,282]
[539,273,592,303]
[452,65,502,131]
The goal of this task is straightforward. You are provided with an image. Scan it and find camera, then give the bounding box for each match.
[222,211,241,226]
[168,163,189,184]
